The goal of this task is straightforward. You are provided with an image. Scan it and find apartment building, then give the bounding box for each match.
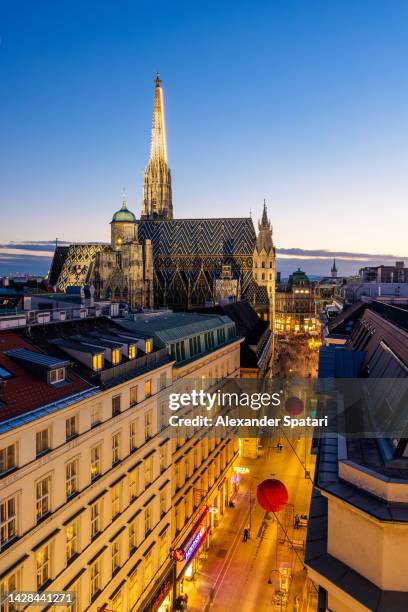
[307,301,408,611]
[0,311,243,611]
[116,313,243,602]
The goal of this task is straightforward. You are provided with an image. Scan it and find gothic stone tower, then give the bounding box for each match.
[253,201,276,327]
[93,194,154,308]
[141,74,173,220]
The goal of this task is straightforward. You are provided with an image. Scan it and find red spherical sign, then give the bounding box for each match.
[285,396,304,416]
[256,479,288,513]
[172,549,185,562]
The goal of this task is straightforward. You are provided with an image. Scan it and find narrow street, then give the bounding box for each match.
[185,436,316,612]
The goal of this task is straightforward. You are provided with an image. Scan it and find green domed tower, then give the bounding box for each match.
[111,193,137,249]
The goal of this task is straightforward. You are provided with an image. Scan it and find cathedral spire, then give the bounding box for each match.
[150,73,167,164]
[259,199,271,231]
[141,74,173,220]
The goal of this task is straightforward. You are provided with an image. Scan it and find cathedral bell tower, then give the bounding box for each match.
[253,200,276,328]
[141,74,173,220]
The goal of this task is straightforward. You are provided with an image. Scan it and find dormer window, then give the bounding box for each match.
[128,344,137,360]
[49,367,66,385]
[145,340,152,354]
[92,354,103,371]
[0,365,13,380]
[111,349,121,366]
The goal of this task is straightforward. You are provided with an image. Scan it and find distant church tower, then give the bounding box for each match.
[253,201,276,328]
[331,258,338,278]
[141,74,173,220]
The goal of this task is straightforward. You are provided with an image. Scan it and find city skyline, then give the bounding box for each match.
[1,1,408,254]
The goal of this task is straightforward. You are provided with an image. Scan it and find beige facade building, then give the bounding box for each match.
[0,309,242,612]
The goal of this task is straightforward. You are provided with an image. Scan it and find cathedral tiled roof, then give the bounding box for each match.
[138,218,256,256]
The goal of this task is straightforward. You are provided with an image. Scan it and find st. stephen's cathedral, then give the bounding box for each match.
[49,76,276,324]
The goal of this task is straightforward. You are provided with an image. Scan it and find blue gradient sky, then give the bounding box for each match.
[1,0,408,256]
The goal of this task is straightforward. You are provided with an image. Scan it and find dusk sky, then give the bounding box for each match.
[1,0,408,260]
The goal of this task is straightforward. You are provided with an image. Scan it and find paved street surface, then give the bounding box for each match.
[184,437,316,612]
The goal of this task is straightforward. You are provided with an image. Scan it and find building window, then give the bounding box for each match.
[66,459,79,498]
[144,455,153,487]
[129,568,139,608]
[49,367,65,385]
[92,354,103,371]
[159,372,167,390]
[159,531,168,565]
[66,519,79,561]
[159,445,166,472]
[128,344,137,360]
[144,379,152,398]
[159,490,166,518]
[0,495,17,547]
[0,568,21,611]
[111,349,121,366]
[129,420,138,451]
[69,579,81,612]
[90,500,102,539]
[112,395,121,417]
[130,385,138,406]
[91,403,102,427]
[0,443,17,475]
[145,340,152,354]
[111,588,122,612]
[129,520,138,554]
[90,444,102,480]
[111,484,122,519]
[144,550,153,588]
[36,543,51,589]
[111,538,121,575]
[36,476,50,521]
[90,558,102,600]
[144,506,152,536]
[112,432,121,465]
[66,415,78,441]
[36,429,50,456]
[144,410,152,440]
[129,469,139,502]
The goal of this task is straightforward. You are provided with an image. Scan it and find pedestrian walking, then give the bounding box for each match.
[294,514,300,529]
[243,527,249,542]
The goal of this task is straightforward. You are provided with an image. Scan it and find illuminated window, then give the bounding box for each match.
[66,519,79,561]
[145,340,152,353]
[90,444,102,480]
[0,443,17,474]
[36,476,51,520]
[0,569,21,609]
[90,557,102,599]
[0,495,17,547]
[66,459,78,498]
[36,543,51,589]
[111,349,120,365]
[129,468,139,501]
[128,344,137,359]
[92,354,103,371]
[144,380,152,398]
[112,432,121,464]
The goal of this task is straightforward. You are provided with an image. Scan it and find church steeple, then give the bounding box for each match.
[331,257,338,278]
[141,74,173,220]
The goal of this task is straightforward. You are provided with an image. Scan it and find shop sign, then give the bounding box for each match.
[233,466,250,474]
[184,526,208,562]
[152,579,171,611]
[172,548,185,562]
